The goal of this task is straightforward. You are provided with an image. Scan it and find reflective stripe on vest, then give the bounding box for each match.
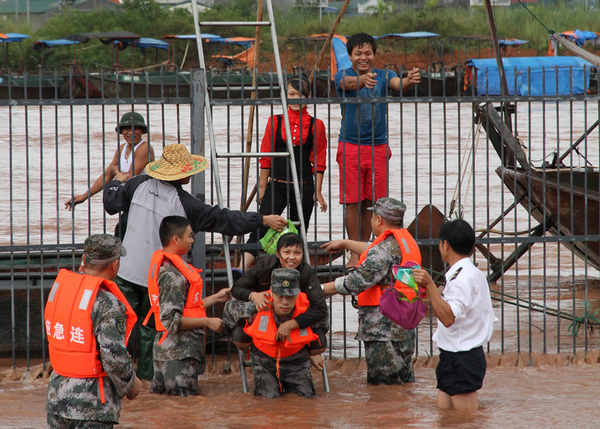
[356,229,422,307]
[243,292,318,359]
[44,269,137,403]
[144,250,206,343]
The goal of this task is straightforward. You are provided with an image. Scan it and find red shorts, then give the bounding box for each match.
[336,141,391,204]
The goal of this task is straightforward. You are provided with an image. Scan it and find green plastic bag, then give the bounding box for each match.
[259,220,298,255]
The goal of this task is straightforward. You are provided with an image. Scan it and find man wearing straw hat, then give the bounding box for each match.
[103,143,287,381]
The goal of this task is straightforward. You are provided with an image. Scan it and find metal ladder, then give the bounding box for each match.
[190,0,329,394]
[190,0,311,287]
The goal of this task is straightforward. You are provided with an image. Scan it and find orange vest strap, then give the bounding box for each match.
[98,377,106,404]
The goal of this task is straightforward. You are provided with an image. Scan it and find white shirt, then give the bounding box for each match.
[118,178,186,286]
[433,257,495,352]
[119,141,143,173]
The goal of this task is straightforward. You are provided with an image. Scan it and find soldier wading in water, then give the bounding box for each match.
[322,197,422,385]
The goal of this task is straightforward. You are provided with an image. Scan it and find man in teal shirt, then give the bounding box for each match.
[334,33,420,266]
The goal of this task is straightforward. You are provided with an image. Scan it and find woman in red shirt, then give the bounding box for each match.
[241,73,328,269]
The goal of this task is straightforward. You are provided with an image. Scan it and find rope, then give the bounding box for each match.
[449,121,482,219]
[517,0,600,67]
[516,0,554,34]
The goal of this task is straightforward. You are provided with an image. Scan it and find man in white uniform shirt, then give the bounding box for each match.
[413,219,494,413]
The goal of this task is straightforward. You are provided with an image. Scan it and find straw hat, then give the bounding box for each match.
[145,144,209,181]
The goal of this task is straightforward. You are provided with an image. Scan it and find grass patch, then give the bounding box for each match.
[4,0,600,71]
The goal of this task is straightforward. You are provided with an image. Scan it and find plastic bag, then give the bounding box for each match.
[259,220,298,255]
[379,262,427,329]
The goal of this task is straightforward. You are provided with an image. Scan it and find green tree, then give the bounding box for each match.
[365,0,393,17]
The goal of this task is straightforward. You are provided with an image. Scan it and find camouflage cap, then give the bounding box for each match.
[367,197,406,225]
[270,268,301,297]
[83,234,126,264]
[116,111,147,133]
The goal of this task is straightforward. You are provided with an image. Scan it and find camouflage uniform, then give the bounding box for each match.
[334,199,416,385]
[223,255,328,349]
[246,268,316,398]
[46,234,135,428]
[46,289,136,428]
[250,339,315,399]
[150,261,205,396]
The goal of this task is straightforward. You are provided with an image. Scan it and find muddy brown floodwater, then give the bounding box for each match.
[0,355,598,429]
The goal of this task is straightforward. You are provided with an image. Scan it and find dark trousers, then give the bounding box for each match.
[115,276,155,380]
[247,180,314,255]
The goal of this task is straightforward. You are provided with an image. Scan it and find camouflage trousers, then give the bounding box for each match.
[150,357,205,397]
[47,414,113,429]
[364,338,415,385]
[251,349,315,399]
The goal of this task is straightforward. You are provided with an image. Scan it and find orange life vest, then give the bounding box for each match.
[356,229,422,307]
[244,292,318,391]
[243,292,318,359]
[44,269,137,403]
[144,250,206,344]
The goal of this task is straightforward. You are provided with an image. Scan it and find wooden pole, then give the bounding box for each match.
[239,0,263,212]
[308,0,350,84]
[483,0,511,130]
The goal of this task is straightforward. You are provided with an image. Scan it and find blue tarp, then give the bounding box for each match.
[1,33,29,43]
[467,56,594,96]
[166,34,253,48]
[563,29,598,46]
[207,37,254,48]
[332,37,351,72]
[168,34,221,40]
[498,39,528,46]
[132,37,168,50]
[35,39,80,48]
[376,32,439,39]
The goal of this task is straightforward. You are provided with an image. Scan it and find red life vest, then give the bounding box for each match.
[44,269,137,403]
[243,292,318,359]
[144,250,206,344]
[356,229,422,307]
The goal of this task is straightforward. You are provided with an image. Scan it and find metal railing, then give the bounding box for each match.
[2,66,599,370]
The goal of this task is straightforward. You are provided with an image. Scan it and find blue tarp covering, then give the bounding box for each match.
[498,39,528,46]
[35,39,80,47]
[467,56,594,96]
[332,37,351,72]
[1,33,29,43]
[132,37,168,50]
[207,37,254,48]
[166,34,253,48]
[562,29,598,46]
[167,34,221,40]
[376,32,439,39]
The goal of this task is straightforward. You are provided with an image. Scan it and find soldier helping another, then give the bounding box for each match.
[322,197,421,385]
[145,215,230,396]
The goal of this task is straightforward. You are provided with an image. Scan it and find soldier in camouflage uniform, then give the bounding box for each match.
[150,216,229,396]
[222,232,328,358]
[322,197,417,385]
[243,268,320,398]
[46,234,142,429]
